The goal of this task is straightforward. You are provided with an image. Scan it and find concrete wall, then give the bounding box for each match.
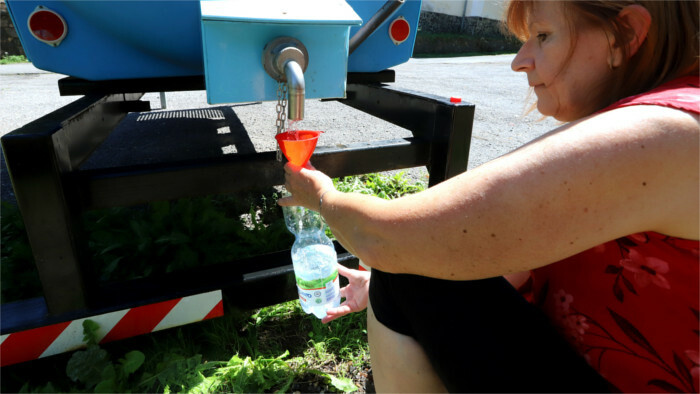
[418,11,505,35]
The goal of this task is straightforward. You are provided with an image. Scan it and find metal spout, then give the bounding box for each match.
[284,60,305,121]
[263,37,309,122]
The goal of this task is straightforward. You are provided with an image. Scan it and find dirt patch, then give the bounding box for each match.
[255,313,375,393]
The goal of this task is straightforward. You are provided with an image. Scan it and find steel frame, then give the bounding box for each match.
[1,74,474,335]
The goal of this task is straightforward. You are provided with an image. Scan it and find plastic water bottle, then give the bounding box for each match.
[282,205,340,319]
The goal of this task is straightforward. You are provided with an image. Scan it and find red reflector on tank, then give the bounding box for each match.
[27,6,67,46]
[389,16,410,45]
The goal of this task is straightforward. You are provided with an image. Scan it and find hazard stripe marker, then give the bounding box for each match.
[0,290,223,367]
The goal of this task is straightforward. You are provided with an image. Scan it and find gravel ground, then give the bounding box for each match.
[0,55,560,202]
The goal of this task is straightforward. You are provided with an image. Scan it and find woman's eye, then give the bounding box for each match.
[536,33,548,43]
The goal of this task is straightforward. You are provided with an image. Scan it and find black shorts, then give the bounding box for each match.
[369,269,611,393]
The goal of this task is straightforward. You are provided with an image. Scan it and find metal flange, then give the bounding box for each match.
[262,37,309,82]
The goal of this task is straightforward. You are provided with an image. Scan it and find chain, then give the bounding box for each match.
[275,81,288,161]
[276,81,288,134]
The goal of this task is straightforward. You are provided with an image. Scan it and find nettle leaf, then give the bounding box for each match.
[151,354,203,389]
[150,200,171,223]
[100,255,124,280]
[120,350,146,376]
[156,231,190,245]
[94,378,117,393]
[129,219,149,241]
[39,382,58,393]
[66,345,111,388]
[82,319,100,345]
[100,363,116,383]
[21,381,59,393]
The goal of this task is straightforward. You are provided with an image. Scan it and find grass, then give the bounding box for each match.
[0,172,426,393]
[0,54,28,65]
[2,301,369,393]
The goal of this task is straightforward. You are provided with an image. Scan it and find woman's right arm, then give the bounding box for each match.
[282,105,699,280]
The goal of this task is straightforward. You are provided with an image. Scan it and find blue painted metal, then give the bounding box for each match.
[347,0,422,72]
[200,0,361,104]
[6,0,422,99]
[6,1,204,80]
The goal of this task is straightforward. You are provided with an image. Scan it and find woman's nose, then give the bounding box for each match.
[511,44,534,72]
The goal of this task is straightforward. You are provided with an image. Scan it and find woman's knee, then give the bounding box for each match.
[367,302,447,393]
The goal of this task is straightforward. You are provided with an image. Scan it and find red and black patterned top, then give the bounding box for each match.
[529,75,699,393]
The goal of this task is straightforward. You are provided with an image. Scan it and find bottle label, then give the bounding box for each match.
[296,270,339,307]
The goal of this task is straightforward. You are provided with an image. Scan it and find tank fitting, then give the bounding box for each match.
[263,37,309,121]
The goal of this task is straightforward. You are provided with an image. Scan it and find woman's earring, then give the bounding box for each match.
[607,59,616,70]
[608,50,622,70]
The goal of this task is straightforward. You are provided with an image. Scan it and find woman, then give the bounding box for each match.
[280,1,699,392]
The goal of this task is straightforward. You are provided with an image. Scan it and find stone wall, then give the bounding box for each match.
[414,11,520,55]
[418,11,504,35]
[1,0,26,58]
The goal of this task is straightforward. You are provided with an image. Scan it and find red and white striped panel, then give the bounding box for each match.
[0,290,223,367]
[358,260,369,272]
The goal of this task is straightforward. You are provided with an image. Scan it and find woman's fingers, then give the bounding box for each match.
[277,194,295,207]
[284,162,304,173]
[321,303,354,324]
[337,263,354,278]
[280,162,337,211]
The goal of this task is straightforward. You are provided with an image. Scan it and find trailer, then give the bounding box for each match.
[1,0,475,366]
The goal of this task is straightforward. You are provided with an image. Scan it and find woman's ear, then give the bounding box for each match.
[616,4,652,59]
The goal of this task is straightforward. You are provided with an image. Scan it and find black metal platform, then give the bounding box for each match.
[57,70,396,96]
[1,72,474,334]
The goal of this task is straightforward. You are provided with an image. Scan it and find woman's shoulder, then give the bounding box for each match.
[571,73,699,142]
[600,104,698,138]
[585,105,698,239]
[545,97,697,149]
[600,75,700,115]
[531,75,698,149]
[527,92,699,240]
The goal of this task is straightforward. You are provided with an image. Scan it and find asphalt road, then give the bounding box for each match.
[0,55,559,202]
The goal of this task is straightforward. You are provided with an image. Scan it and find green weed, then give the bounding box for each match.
[85,194,293,282]
[65,320,146,392]
[334,171,426,200]
[0,202,41,303]
[0,54,28,64]
[1,172,425,392]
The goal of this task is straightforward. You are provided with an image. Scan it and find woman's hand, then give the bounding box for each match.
[278,162,336,212]
[322,264,371,324]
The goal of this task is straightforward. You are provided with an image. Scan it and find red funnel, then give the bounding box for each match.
[275,130,321,167]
